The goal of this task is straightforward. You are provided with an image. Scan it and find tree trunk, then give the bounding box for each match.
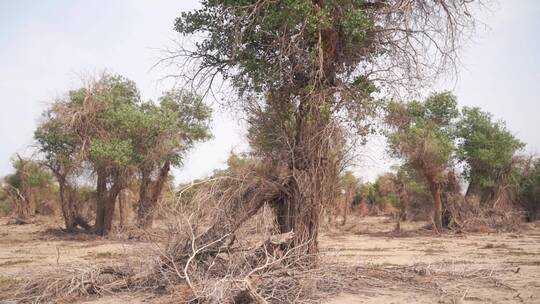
[429,180,443,233]
[94,170,108,235]
[271,0,339,254]
[176,178,276,262]
[276,196,291,233]
[58,176,77,232]
[465,177,481,202]
[395,194,408,231]
[137,161,170,229]
[49,166,91,232]
[275,171,323,255]
[94,170,123,236]
[118,190,127,229]
[341,190,352,226]
[136,168,151,228]
[275,100,333,254]
[277,182,322,254]
[398,183,409,222]
[101,194,117,235]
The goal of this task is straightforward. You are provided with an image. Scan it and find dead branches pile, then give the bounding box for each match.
[11,169,323,303]
[12,265,141,303]
[445,194,524,233]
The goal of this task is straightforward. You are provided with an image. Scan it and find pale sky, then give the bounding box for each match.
[0,1,539,183]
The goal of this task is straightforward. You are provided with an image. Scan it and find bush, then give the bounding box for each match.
[519,159,540,221]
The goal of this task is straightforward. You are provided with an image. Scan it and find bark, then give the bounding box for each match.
[285,183,322,254]
[94,170,107,235]
[398,182,409,222]
[272,0,340,254]
[57,176,77,232]
[276,196,291,233]
[118,190,127,229]
[94,169,123,236]
[429,180,443,233]
[137,160,170,229]
[275,100,328,254]
[341,190,353,226]
[465,177,481,202]
[395,213,401,231]
[395,192,408,231]
[342,207,348,226]
[48,165,91,232]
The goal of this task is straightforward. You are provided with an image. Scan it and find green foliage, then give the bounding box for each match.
[357,173,399,209]
[36,74,212,175]
[89,139,135,166]
[35,73,144,175]
[4,159,53,189]
[456,107,524,192]
[1,158,56,216]
[95,74,141,107]
[0,188,11,215]
[357,165,431,217]
[386,92,459,182]
[175,0,377,99]
[396,166,428,196]
[246,91,297,158]
[358,182,376,205]
[132,89,212,169]
[34,123,76,166]
[518,159,540,220]
[340,170,359,190]
[159,90,212,151]
[210,153,257,177]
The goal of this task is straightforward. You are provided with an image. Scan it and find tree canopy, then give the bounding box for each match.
[456,107,524,199]
[34,73,212,233]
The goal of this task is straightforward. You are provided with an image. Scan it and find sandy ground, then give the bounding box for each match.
[321,217,540,303]
[1,216,539,303]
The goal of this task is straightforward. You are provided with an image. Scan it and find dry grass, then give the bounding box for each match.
[1,211,539,303]
[1,174,537,303]
[0,259,33,267]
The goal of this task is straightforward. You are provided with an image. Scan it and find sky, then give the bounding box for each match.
[0,0,539,183]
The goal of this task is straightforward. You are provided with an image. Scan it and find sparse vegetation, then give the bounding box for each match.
[1,1,539,303]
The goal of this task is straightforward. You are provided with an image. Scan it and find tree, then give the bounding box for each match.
[2,156,54,220]
[0,186,10,216]
[518,158,540,221]
[35,107,90,231]
[36,74,141,235]
[173,0,477,252]
[337,170,359,225]
[35,74,211,234]
[386,92,459,232]
[393,165,435,228]
[456,107,524,203]
[134,90,211,228]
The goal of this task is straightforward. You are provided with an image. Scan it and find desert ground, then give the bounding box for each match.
[1,216,539,303]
